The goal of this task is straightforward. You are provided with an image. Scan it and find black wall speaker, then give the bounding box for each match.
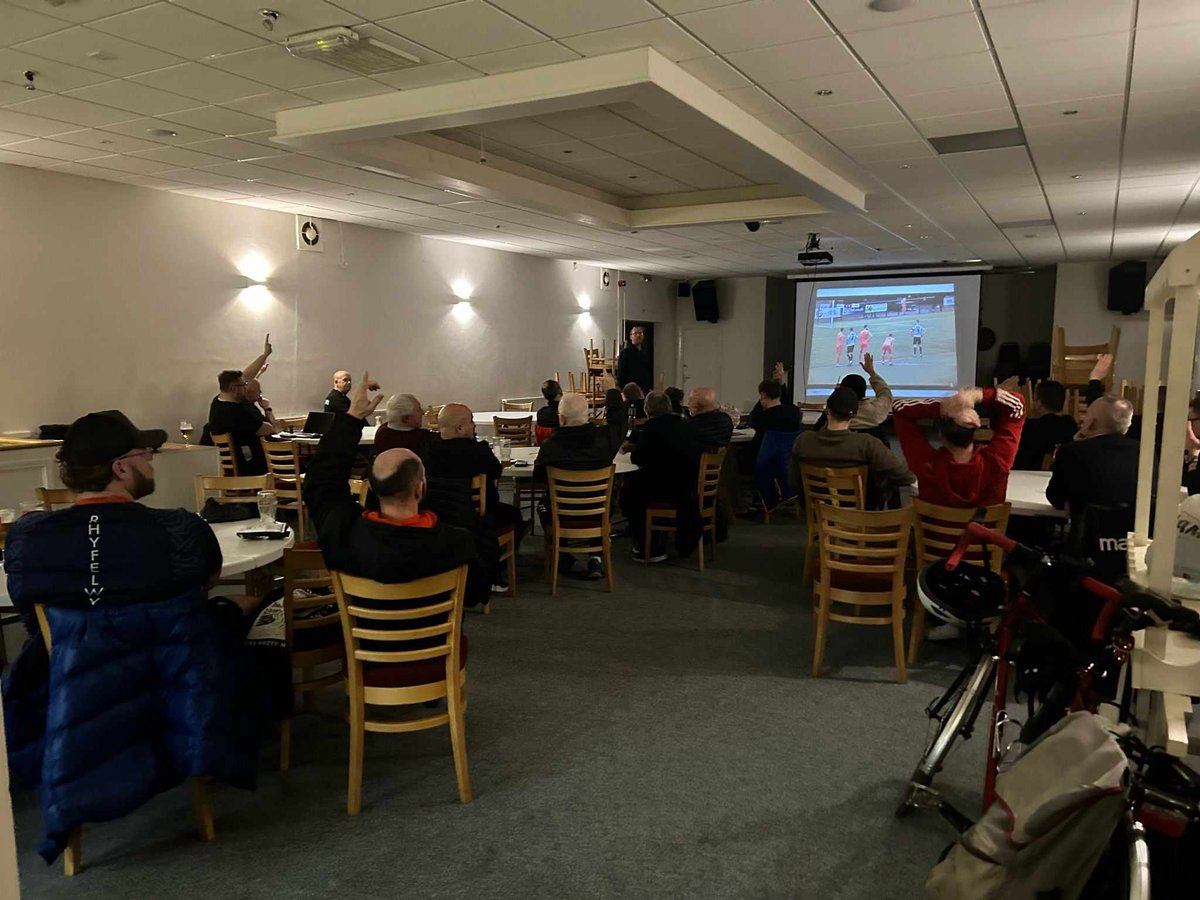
[692,280,719,322]
[677,281,691,298]
[1107,261,1147,315]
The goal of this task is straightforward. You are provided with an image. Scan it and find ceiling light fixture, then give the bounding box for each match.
[1077,211,1087,216]
[869,0,915,10]
[356,164,409,181]
[1071,174,1082,179]
[147,128,177,137]
[259,8,279,31]
[900,163,911,169]
[1023,233,1038,238]
[284,26,420,76]
[88,50,117,61]
[1062,109,1079,116]
[814,88,833,96]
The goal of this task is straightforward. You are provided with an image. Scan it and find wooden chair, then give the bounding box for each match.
[644,448,726,571]
[32,604,216,875]
[279,415,308,431]
[1051,325,1119,390]
[470,473,516,605]
[193,474,268,512]
[811,505,914,683]
[544,466,615,595]
[907,500,1011,665]
[36,487,77,510]
[279,547,345,770]
[349,477,370,505]
[501,400,534,412]
[1119,379,1145,416]
[494,415,533,448]
[330,565,471,815]
[210,432,239,476]
[261,438,307,539]
[798,464,867,585]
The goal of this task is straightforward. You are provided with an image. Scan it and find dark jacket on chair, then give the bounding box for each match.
[303,413,487,606]
[686,409,734,450]
[423,436,504,516]
[626,413,704,551]
[1013,413,1078,471]
[1046,433,1139,519]
[534,389,627,478]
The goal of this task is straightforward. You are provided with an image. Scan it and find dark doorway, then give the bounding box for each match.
[622,320,655,389]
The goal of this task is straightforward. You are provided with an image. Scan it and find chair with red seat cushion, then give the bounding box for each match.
[644,448,727,571]
[331,564,471,815]
[812,504,913,683]
[544,466,616,595]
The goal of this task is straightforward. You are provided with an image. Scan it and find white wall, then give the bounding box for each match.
[1053,261,1150,386]
[0,164,676,435]
[676,276,766,410]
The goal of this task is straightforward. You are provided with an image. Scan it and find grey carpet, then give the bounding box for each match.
[13,519,989,899]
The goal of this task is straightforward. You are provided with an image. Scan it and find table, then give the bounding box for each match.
[279,426,376,447]
[731,428,754,444]
[495,445,637,477]
[912,470,1064,518]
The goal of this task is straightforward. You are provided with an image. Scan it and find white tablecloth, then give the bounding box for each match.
[494,445,637,478]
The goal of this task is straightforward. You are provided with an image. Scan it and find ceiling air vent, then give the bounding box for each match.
[284,27,420,76]
[929,128,1026,155]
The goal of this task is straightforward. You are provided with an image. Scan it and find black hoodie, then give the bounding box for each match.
[533,389,627,479]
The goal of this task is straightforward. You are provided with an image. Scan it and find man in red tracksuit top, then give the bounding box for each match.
[892,387,1025,508]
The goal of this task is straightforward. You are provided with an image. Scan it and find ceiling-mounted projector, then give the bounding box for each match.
[284,26,420,75]
[798,232,834,266]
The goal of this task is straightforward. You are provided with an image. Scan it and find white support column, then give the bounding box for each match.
[1134,301,1165,542]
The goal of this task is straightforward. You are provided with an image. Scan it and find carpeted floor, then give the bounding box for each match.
[13,517,989,899]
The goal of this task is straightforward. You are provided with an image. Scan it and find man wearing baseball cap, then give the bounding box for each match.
[789,386,914,507]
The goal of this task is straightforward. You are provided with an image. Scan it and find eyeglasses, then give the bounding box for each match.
[116,448,156,462]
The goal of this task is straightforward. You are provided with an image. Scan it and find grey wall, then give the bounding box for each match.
[976,267,1058,385]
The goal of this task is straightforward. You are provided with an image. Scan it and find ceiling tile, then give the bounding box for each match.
[171,0,364,34]
[560,18,709,61]
[1136,0,1200,26]
[45,126,161,153]
[376,1,544,57]
[898,82,1010,119]
[915,107,1018,139]
[1017,94,1125,127]
[824,121,923,149]
[1131,22,1200,93]
[849,13,988,66]
[293,77,393,102]
[99,116,220,144]
[723,36,861,85]
[371,60,480,88]
[873,51,999,97]
[204,45,353,90]
[534,108,643,141]
[844,139,934,163]
[3,0,158,24]
[221,91,316,117]
[0,107,76,136]
[0,2,74,43]
[327,0,457,18]
[0,147,68,167]
[0,137,99,161]
[676,0,831,54]
[823,0,974,32]
[64,79,197,116]
[488,0,660,38]
[718,85,778,115]
[983,0,1133,47]
[89,4,269,59]
[76,152,179,174]
[1005,63,1127,107]
[128,63,275,103]
[128,145,231,168]
[160,105,270,136]
[0,50,112,97]
[459,41,579,74]
[793,98,903,132]
[769,69,887,111]
[6,93,133,127]
[13,26,185,78]
[182,136,287,161]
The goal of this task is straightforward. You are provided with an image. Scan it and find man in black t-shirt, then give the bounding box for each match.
[325,370,352,414]
[616,325,653,393]
[207,369,274,475]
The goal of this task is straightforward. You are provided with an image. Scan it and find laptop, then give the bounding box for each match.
[301,411,335,435]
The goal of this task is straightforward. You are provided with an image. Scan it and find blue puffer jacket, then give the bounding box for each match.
[4,597,265,863]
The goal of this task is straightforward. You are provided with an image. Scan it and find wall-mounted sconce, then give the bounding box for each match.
[451,278,473,300]
[577,292,591,311]
[451,300,474,321]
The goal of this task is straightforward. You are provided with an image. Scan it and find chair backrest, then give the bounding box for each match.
[279,415,308,431]
[494,415,533,447]
[1119,379,1144,416]
[501,400,533,412]
[281,547,339,653]
[546,466,615,532]
[799,463,867,535]
[912,499,1011,572]
[331,565,468,681]
[348,477,369,505]
[469,473,487,517]
[193,474,268,511]
[210,432,239,476]
[1052,325,1119,388]
[36,487,77,511]
[698,448,726,512]
[816,505,913,593]
[261,439,301,496]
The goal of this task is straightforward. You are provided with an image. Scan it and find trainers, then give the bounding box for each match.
[634,549,668,563]
[490,582,509,594]
[585,557,604,580]
[926,623,965,642]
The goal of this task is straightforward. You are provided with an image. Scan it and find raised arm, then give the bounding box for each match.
[241,333,273,381]
[303,373,382,539]
[890,398,943,475]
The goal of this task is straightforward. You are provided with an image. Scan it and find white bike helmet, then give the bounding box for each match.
[917,559,1007,626]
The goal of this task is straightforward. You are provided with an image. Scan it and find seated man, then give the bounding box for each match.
[537,379,563,429]
[1012,379,1078,470]
[207,368,274,476]
[840,353,893,431]
[324,370,352,414]
[685,387,733,449]
[892,386,1025,508]
[534,374,625,579]
[1047,394,1138,518]
[375,392,432,455]
[622,391,703,562]
[665,386,685,415]
[789,386,914,505]
[424,403,526,555]
[748,376,802,459]
[302,374,487,607]
[4,410,262,858]
[244,376,280,433]
[623,382,646,421]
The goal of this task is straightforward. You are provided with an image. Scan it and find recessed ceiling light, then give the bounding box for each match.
[919,234,929,239]
[628,175,638,179]
[1077,211,1087,216]
[904,223,914,228]
[87,50,117,61]
[98,139,112,145]
[869,0,914,10]
[900,163,911,169]
[562,149,573,154]
[814,88,833,96]
[147,128,177,137]
[1023,233,1038,238]
[1071,174,1082,179]
[1062,109,1079,116]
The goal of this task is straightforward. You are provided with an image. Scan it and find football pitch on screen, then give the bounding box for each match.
[807,308,957,389]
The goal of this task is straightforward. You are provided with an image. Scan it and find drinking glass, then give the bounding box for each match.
[374,415,384,428]
[499,439,512,463]
[179,420,194,445]
[257,490,278,527]
[0,508,15,524]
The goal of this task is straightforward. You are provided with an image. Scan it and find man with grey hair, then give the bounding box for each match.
[1046,393,1138,522]
[623,390,703,562]
[685,386,733,449]
[374,392,432,455]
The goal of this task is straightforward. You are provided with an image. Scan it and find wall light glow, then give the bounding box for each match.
[239,284,273,313]
[236,253,272,284]
[451,278,473,300]
[577,292,592,311]
[451,300,474,321]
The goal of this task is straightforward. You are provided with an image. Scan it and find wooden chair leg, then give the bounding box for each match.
[604,537,614,593]
[447,684,473,804]
[506,548,517,597]
[812,590,830,677]
[697,535,705,572]
[279,718,291,771]
[802,539,815,586]
[63,828,81,876]
[191,777,215,842]
[347,697,365,816]
[549,532,560,596]
[708,521,716,563]
[643,511,652,561]
[892,600,908,684]
[907,601,926,666]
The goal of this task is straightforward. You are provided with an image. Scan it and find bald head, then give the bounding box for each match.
[333,370,352,394]
[370,448,424,501]
[245,378,264,404]
[688,387,718,415]
[559,392,589,426]
[437,403,475,439]
[1079,395,1134,439]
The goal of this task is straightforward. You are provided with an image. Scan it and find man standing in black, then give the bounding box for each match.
[324,370,352,414]
[616,325,653,394]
